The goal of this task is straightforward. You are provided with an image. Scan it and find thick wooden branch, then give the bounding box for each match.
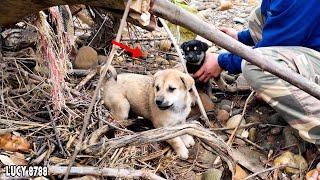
[49,166,166,180]
[150,0,320,100]
[0,0,125,26]
[83,123,236,175]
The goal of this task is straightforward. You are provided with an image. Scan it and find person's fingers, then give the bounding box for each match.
[203,76,211,83]
[219,27,227,31]
[198,73,208,82]
[193,67,205,78]
[310,171,318,180]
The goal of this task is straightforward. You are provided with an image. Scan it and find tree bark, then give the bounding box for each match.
[0,0,125,26]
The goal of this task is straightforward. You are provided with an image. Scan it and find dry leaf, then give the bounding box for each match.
[0,133,31,152]
[306,168,320,180]
[274,151,308,174]
[0,155,16,165]
[10,152,27,165]
[234,165,248,180]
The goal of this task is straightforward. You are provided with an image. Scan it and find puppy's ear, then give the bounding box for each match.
[153,70,164,81]
[201,42,209,51]
[179,72,195,91]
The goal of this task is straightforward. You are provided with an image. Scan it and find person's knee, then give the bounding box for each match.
[242,61,261,91]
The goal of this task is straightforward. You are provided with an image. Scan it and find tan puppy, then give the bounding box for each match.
[103,69,195,159]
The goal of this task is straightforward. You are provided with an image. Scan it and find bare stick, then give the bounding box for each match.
[75,68,97,91]
[82,122,235,175]
[158,18,210,127]
[50,166,166,180]
[63,1,132,179]
[46,105,67,157]
[213,91,255,165]
[244,165,288,180]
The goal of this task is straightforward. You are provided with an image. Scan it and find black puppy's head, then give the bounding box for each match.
[181,40,209,65]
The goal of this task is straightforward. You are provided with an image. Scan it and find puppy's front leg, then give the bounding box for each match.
[167,137,189,159]
[181,135,195,148]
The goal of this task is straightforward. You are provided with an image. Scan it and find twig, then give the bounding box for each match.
[82,122,235,175]
[244,165,292,180]
[158,18,210,127]
[63,1,132,179]
[121,37,169,41]
[210,122,260,131]
[50,166,166,180]
[224,131,264,151]
[213,91,255,165]
[87,15,108,47]
[75,68,97,91]
[46,105,67,157]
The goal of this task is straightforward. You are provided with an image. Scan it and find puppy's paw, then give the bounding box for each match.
[175,146,189,159]
[181,135,195,148]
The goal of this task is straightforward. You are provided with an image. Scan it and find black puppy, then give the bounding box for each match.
[181,40,231,102]
[181,40,209,74]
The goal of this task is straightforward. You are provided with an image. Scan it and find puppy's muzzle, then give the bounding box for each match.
[156,96,172,110]
[186,55,199,63]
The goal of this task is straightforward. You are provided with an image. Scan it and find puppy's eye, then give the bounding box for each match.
[186,47,189,51]
[156,85,160,91]
[168,86,176,92]
[194,46,197,50]
[189,89,192,92]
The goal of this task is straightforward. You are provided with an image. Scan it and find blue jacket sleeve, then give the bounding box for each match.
[217,53,242,74]
[238,30,254,46]
[217,0,320,74]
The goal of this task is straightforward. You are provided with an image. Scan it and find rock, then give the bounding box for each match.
[274,151,308,174]
[270,127,282,135]
[74,46,98,69]
[268,113,287,125]
[248,128,257,142]
[220,99,232,106]
[141,50,149,59]
[231,108,242,116]
[159,40,171,51]
[226,115,246,135]
[216,109,229,122]
[218,1,233,11]
[201,168,222,180]
[283,127,304,154]
[116,56,125,63]
[246,114,259,123]
[97,55,106,64]
[155,56,170,65]
[221,104,231,112]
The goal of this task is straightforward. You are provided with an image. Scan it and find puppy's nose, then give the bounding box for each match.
[156,97,164,105]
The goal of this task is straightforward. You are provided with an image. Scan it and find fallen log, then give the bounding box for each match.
[0,0,125,26]
[150,0,320,100]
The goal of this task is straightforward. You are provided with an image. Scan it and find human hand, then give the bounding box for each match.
[192,53,223,83]
[219,27,238,40]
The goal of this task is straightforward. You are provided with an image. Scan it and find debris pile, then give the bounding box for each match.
[0,1,319,179]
